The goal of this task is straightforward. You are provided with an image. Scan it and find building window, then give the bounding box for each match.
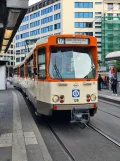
[119,4,120,9]
[16,50,20,55]
[19,24,29,31]
[95,2,102,4]
[41,16,53,24]
[95,16,101,18]
[41,25,53,33]
[54,23,61,30]
[75,2,93,8]
[75,22,93,28]
[54,13,61,20]
[95,32,101,34]
[41,6,53,15]
[30,29,40,36]
[16,58,20,62]
[30,20,40,28]
[21,57,25,62]
[108,3,113,9]
[54,3,61,10]
[95,22,101,24]
[75,32,93,36]
[21,32,29,38]
[22,16,29,22]
[75,12,93,18]
[96,36,101,38]
[95,12,102,14]
[30,11,40,19]
[38,47,46,79]
[108,13,113,20]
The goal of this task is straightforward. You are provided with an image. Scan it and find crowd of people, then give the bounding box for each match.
[98,74,117,96]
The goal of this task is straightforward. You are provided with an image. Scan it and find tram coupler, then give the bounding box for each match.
[70,108,90,129]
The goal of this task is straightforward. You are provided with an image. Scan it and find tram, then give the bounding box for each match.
[13,34,98,123]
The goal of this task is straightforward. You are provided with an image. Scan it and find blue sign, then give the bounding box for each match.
[72,89,80,98]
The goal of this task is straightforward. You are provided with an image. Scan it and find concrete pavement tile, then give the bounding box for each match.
[0,133,12,147]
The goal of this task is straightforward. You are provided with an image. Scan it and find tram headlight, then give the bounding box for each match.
[90,94,96,101]
[52,95,59,103]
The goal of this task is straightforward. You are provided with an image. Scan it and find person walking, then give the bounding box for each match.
[111,74,117,96]
[98,74,103,91]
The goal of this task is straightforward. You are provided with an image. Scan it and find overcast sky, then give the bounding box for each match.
[29,0,41,6]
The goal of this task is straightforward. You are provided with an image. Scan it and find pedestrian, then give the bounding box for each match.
[111,74,117,96]
[98,74,103,91]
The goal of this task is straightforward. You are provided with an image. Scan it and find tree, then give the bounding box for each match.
[115,60,120,72]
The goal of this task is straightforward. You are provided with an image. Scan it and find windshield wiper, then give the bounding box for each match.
[54,57,64,82]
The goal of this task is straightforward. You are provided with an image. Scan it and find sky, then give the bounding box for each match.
[29,0,41,6]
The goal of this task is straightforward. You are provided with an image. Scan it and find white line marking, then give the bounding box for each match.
[12,91,28,161]
[89,124,120,147]
[24,132,38,145]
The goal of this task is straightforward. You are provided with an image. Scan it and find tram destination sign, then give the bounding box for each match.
[57,38,89,45]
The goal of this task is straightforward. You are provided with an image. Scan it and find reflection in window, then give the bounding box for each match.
[27,55,33,78]
[49,47,96,79]
[38,48,46,79]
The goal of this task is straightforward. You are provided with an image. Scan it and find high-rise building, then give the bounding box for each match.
[14,0,120,67]
[102,1,120,66]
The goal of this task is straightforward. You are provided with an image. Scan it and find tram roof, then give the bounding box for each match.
[36,37,48,46]
[105,51,120,61]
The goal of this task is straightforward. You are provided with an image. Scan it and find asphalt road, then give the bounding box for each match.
[36,101,120,161]
[91,100,120,144]
[25,96,120,161]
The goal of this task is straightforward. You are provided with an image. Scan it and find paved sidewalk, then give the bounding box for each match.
[0,84,52,161]
[98,89,120,104]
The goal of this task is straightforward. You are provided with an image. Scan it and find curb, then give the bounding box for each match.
[98,95,120,105]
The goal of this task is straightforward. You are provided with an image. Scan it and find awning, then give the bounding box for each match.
[105,51,120,61]
[0,0,28,53]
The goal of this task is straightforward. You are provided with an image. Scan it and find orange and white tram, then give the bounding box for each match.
[13,34,98,123]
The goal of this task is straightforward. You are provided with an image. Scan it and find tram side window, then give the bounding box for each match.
[20,65,24,77]
[27,55,33,78]
[38,47,46,79]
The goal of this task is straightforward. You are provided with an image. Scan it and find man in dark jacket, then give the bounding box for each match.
[111,74,117,96]
[98,74,103,91]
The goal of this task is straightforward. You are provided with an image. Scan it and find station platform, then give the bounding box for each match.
[98,90,120,104]
[0,84,52,161]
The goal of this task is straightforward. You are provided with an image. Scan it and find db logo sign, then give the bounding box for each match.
[72,90,80,98]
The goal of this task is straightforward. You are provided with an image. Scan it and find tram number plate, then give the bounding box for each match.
[74,99,79,102]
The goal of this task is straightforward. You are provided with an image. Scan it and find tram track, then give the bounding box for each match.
[21,91,120,161]
[47,122,76,161]
[48,120,120,161]
[88,124,120,148]
[98,108,120,119]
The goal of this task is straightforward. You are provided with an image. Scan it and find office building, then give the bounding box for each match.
[15,0,120,67]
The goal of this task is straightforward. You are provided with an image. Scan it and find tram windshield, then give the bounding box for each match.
[49,47,96,79]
